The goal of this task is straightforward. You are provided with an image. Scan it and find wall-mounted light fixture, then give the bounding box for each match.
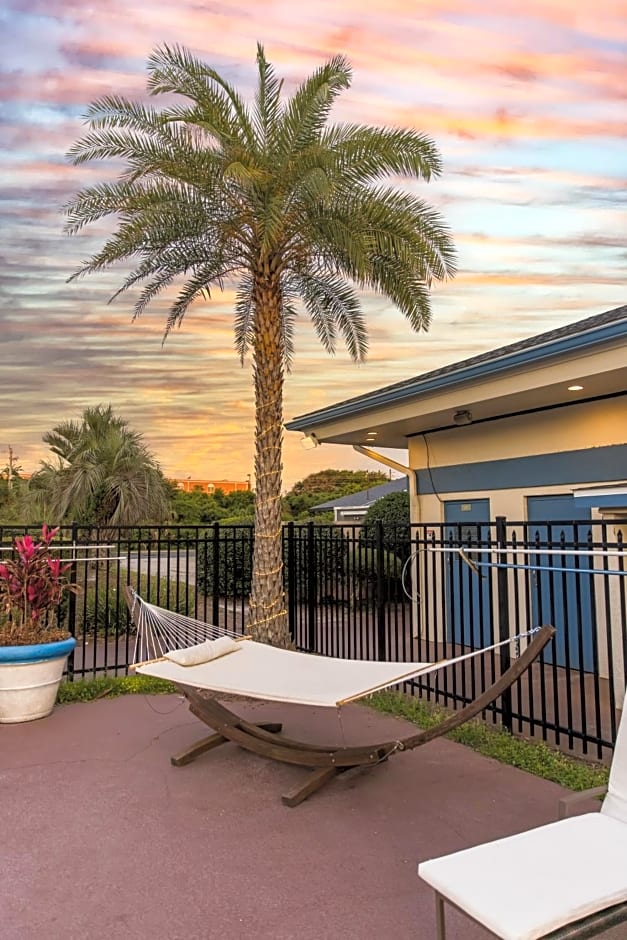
[568,384,584,391]
[300,433,319,450]
[453,409,473,426]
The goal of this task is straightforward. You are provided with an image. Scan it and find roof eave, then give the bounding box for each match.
[286,318,625,432]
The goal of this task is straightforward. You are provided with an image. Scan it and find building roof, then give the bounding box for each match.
[285,304,627,447]
[313,476,407,511]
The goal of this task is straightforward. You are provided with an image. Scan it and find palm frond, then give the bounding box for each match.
[146,44,256,149]
[279,54,352,155]
[234,275,255,364]
[366,256,434,332]
[253,43,284,146]
[163,259,239,337]
[321,124,443,182]
[289,271,367,362]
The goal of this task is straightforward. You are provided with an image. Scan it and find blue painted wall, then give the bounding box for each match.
[416,443,627,496]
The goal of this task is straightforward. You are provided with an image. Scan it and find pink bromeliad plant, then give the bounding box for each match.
[0,525,79,646]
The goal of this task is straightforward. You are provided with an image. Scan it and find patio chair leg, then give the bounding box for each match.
[435,892,446,940]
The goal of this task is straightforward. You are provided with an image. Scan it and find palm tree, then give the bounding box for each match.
[28,405,172,527]
[65,44,456,646]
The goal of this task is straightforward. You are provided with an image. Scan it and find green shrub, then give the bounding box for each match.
[361,490,411,559]
[73,569,193,637]
[194,523,407,604]
[196,527,254,597]
[286,525,347,603]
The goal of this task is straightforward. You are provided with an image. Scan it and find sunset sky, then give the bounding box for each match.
[2,0,625,490]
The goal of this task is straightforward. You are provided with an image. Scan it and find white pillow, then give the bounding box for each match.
[165,635,241,666]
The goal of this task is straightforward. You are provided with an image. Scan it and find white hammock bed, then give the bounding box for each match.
[124,587,555,806]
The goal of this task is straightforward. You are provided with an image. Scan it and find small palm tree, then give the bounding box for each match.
[28,405,172,527]
[65,44,456,646]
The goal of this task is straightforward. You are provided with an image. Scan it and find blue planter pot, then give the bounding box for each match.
[0,636,76,664]
[0,636,77,723]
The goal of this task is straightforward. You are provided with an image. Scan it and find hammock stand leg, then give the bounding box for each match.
[171,722,283,767]
[282,767,340,807]
[167,625,555,806]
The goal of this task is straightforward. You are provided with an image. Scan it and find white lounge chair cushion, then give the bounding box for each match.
[165,636,241,666]
[418,813,627,940]
[602,703,627,824]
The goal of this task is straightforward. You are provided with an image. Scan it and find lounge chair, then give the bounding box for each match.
[124,587,555,807]
[418,692,627,939]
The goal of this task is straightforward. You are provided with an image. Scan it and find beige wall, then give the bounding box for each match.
[407,397,626,524]
[408,397,626,472]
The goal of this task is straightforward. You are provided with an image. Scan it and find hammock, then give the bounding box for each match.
[124,587,555,806]
[128,588,542,707]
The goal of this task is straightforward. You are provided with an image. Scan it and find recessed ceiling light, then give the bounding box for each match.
[568,385,584,391]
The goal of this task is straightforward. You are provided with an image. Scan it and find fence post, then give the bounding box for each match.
[307,521,317,652]
[66,521,78,682]
[376,520,387,661]
[211,523,220,627]
[496,515,512,733]
[286,522,296,644]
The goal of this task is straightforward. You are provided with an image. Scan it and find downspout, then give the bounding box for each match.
[353,444,422,638]
[352,444,419,521]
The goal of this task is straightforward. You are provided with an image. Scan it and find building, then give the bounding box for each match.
[286,305,627,528]
[171,478,251,495]
[286,305,627,690]
[312,477,407,526]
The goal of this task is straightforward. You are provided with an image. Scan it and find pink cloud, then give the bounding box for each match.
[2,0,626,486]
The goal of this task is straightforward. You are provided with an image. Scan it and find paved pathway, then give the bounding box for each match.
[1,695,620,940]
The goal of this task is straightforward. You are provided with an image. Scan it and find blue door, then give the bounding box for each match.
[527,495,594,671]
[444,499,491,647]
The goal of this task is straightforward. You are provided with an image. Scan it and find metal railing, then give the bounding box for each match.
[1,518,624,761]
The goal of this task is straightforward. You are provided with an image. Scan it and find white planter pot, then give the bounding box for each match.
[0,637,76,723]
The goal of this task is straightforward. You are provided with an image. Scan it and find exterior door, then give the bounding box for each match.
[444,499,491,647]
[527,495,594,671]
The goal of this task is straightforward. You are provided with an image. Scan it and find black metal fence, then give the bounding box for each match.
[2,518,625,761]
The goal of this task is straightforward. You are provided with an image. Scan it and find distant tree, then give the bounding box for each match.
[283,469,388,520]
[172,487,256,526]
[26,405,172,527]
[172,490,227,525]
[0,466,24,524]
[223,489,255,514]
[220,489,255,522]
[287,469,388,498]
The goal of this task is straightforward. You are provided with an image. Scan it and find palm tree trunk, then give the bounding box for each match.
[248,272,290,647]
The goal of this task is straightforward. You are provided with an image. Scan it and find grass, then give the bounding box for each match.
[57,674,176,703]
[368,690,610,793]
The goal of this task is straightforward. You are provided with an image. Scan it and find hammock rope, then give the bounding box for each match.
[126,587,543,707]
[129,590,245,667]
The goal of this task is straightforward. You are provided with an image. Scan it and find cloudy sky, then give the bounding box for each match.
[2,0,625,489]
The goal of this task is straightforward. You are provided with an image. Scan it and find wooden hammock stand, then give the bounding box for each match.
[133,613,554,807]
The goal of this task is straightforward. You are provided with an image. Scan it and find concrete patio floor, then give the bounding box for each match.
[1,693,620,940]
